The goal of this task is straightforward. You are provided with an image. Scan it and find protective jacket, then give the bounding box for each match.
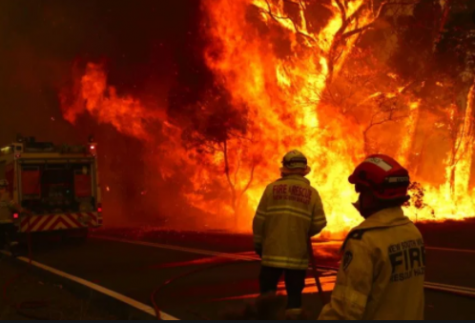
[0,191,14,224]
[319,207,425,320]
[252,174,327,270]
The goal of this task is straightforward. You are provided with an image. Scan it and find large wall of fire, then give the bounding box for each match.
[58,0,475,236]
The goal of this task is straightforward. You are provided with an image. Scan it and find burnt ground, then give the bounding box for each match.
[0,254,118,320]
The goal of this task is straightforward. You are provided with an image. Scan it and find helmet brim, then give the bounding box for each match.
[281,166,311,176]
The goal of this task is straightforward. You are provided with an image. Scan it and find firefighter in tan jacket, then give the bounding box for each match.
[253,150,327,318]
[319,155,425,320]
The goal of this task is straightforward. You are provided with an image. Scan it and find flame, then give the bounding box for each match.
[397,100,420,166]
[61,0,475,236]
[60,63,162,140]
[403,84,475,220]
[200,0,384,234]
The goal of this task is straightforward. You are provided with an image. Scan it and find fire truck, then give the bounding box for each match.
[0,135,102,241]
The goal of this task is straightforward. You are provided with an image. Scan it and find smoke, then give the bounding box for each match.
[0,0,208,227]
[58,0,475,230]
[3,0,475,231]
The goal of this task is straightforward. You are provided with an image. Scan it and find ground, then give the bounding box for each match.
[6,227,475,320]
[0,253,117,320]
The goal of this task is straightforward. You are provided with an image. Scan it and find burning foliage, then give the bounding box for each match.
[405,182,435,221]
[60,0,475,236]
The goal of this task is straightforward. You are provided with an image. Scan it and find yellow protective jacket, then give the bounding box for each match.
[319,207,425,320]
[252,174,327,270]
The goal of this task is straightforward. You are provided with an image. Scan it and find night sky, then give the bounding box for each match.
[0,0,205,225]
[0,0,201,144]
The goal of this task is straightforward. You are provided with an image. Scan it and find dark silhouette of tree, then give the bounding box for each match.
[169,81,257,225]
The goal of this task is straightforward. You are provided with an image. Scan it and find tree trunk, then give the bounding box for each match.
[449,164,456,198]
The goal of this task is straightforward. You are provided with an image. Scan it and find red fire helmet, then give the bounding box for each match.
[348,154,410,201]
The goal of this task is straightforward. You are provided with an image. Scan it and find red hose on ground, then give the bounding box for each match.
[307,239,327,305]
[149,244,475,320]
[150,249,333,320]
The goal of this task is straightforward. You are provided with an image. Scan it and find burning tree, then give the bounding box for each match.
[436,1,475,198]
[168,82,259,227]
[60,0,475,235]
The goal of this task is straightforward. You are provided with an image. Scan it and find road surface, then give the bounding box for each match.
[8,231,475,320]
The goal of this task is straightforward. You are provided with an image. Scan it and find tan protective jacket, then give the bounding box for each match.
[319,207,425,320]
[252,175,327,270]
[0,191,14,224]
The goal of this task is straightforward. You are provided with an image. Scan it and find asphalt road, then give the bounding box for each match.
[0,254,118,320]
[10,233,475,320]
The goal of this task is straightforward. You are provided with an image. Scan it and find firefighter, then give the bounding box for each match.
[253,150,327,319]
[319,155,425,320]
[0,179,18,251]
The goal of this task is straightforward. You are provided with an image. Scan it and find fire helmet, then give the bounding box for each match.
[281,150,311,175]
[348,154,410,201]
[0,179,9,188]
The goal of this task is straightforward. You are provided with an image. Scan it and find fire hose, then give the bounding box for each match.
[5,224,475,320]
[149,239,475,320]
[307,239,327,305]
[151,240,327,320]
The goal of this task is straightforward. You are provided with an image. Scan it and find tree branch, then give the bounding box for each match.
[363,102,409,154]
[327,0,418,83]
[334,0,347,26]
[233,149,241,185]
[262,0,316,44]
[227,130,256,143]
[241,160,256,197]
[222,139,236,194]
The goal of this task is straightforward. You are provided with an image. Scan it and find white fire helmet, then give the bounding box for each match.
[280,150,311,175]
[0,179,8,188]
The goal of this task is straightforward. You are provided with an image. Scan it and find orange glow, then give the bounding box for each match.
[60,63,163,141]
[397,100,420,166]
[61,1,475,237]
[403,84,475,221]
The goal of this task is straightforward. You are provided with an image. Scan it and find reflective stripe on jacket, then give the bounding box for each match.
[319,207,425,320]
[252,174,327,270]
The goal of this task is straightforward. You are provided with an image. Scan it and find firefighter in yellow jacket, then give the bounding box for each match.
[319,154,425,320]
[253,150,327,317]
